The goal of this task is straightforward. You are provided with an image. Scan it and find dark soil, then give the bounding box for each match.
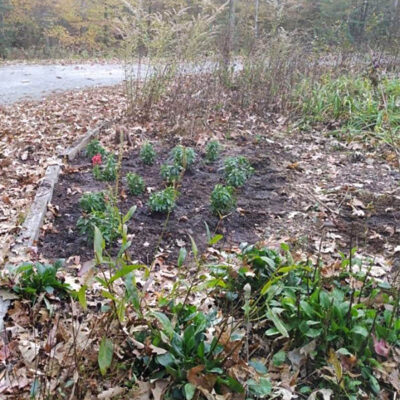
[39,138,289,263]
[39,132,400,269]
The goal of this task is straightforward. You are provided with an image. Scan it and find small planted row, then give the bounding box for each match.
[83,139,254,229]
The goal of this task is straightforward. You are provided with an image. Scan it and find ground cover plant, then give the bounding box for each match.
[210,184,236,216]
[148,186,178,214]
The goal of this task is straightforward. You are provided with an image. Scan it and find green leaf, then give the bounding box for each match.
[156,352,176,367]
[109,264,144,283]
[94,226,104,264]
[152,311,174,338]
[77,285,87,310]
[272,350,286,367]
[98,337,113,376]
[123,205,137,224]
[352,325,368,337]
[190,235,198,258]
[266,307,289,338]
[217,376,244,393]
[184,383,196,400]
[249,360,268,374]
[177,247,187,268]
[247,377,272,397]
[208,234,223,246]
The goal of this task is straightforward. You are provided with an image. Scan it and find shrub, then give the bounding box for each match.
[77,204,120,244]
[10,260,70,301]
[86,139,107,159]
[224,156,254,187]
[148,187,177,213]
[79,192,106,213]
[170,145,196,168]
[210,184,236,215]
[126,172,145,195]
[205,140,221,163]
[140,142,156,165]
[160,163,183,184]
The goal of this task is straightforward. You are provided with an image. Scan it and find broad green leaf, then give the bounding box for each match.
[152,311,174,338]
[189,235,198,258]
[94,226,104,264]
[352,325,368,337]
[156,352,176,367]
[247,377,272,397]
[98,337,113,375]
[123,205,137,224]
[249,360,268,373]
[272,350,286,367]
[184,383,196,400]
[209,234,223,245]
[266,307,289,338]
[177,247,187,267]
[109,264,144,283]
[77,285,87,310]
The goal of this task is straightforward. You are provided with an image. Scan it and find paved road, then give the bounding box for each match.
[0,63,126,104]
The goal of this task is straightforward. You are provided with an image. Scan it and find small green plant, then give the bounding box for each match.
[79,191,106,213]
[131,307,266,398]
[140,142,156,165]
[86,139,107,159]
[224,156,254,187]
[170,145,196,168]
[205,140,221,163]
[76,204,120,244]
[126,172,145,195]
[160,163,183,184]
[93,154,117,182]
[9,260,71,301]
[210,184,236,216]
[148,187,177,213]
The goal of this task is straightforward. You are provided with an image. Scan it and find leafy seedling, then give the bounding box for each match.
[126,172,145,195]
[10,260,70,301]
[79,191,106,213]
[140,142,156,165]
[170,145,196,168]
[224,156,254,187]
[205,140,221,163]
[210,184,236,216]
[148,187,177,213]
[160,163,183,184]
[86,139,107,159]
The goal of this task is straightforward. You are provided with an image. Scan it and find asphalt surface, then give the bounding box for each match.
[0,63,126,104]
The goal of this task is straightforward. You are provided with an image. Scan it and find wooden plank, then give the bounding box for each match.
[17,164,61,248]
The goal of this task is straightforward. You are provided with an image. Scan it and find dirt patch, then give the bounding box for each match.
[39,138,289,263]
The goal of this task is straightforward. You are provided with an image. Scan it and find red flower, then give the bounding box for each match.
[92,153,102,165]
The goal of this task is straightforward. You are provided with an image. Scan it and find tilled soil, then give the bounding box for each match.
[39,132,400,272]
[39,138,290,263]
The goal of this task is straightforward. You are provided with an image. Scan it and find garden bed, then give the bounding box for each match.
[39,138,289,263]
